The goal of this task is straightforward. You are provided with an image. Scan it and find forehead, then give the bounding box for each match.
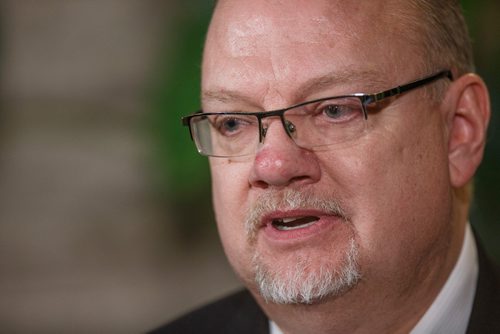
[203,0,420,102]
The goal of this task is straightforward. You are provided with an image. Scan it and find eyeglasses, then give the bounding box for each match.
[182,70,453,157]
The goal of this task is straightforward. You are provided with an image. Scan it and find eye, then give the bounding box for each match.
[217,117,242,134]
[323,104,353,119]
[317,99,363,122]
[213,115,255,136]
[221,118,239,132]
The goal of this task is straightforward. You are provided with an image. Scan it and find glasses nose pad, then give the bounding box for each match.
[259,117,296,143]
[260,126,268,140]
[284,119,296,137]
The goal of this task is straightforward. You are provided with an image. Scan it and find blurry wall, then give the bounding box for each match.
[0,0,498,333]
[0,1,239,333]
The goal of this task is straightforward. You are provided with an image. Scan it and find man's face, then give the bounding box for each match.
[203,0,454,304]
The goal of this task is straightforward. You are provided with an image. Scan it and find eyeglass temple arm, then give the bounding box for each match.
[364,70,453,105]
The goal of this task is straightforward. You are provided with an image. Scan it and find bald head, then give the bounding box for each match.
[204,0,473,93]
[203,0,427,110]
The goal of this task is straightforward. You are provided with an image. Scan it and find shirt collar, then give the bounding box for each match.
[270,224,479,334]
[410,223,478,334]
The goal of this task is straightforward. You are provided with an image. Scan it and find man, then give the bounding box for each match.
[152,0,499,333]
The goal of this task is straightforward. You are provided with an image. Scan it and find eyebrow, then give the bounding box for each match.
[297,68,389,100]
[202,68,390,106]
[202,89,253,105]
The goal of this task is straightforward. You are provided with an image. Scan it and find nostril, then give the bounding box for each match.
[251,179,269,189]
[290,175,309,183]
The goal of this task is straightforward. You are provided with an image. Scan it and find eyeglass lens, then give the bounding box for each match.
[190,96,367,157]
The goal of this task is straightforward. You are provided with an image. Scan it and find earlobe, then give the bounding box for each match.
[446,73,491,188]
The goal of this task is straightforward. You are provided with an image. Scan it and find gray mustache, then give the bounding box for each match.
[244,188,349,241]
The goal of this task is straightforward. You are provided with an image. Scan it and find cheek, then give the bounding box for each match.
[321,115,452,264]
[211,159,250,220]
[210,160,255,279]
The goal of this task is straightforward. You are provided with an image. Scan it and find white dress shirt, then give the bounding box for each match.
[270,224,479,334]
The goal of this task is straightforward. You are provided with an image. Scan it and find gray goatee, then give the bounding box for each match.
[244,189,361,304]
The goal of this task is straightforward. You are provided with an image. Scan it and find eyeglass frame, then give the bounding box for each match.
[182,70,453,156]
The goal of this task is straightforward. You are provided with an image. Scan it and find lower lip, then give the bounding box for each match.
[262,216,341,244]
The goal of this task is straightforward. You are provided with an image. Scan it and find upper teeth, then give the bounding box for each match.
[272,216,319,231]
[280,217,300,224]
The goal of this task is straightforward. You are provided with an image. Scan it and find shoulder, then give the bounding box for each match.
[148,289,269,334]
[467,240,500,333]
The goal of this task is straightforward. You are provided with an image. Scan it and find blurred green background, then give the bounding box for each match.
[0,0,498,333]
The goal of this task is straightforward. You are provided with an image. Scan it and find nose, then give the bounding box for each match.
[249,120,321,189]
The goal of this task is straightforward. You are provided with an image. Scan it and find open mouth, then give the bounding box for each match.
[271,216,320,231]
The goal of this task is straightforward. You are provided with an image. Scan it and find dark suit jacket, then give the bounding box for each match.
[150,245,500,334]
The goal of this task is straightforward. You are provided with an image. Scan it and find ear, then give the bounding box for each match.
[444,73,490,188]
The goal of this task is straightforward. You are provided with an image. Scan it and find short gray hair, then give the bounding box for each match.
[396,0,474,75]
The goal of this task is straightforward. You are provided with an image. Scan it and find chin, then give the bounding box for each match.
[252,238,361,305]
